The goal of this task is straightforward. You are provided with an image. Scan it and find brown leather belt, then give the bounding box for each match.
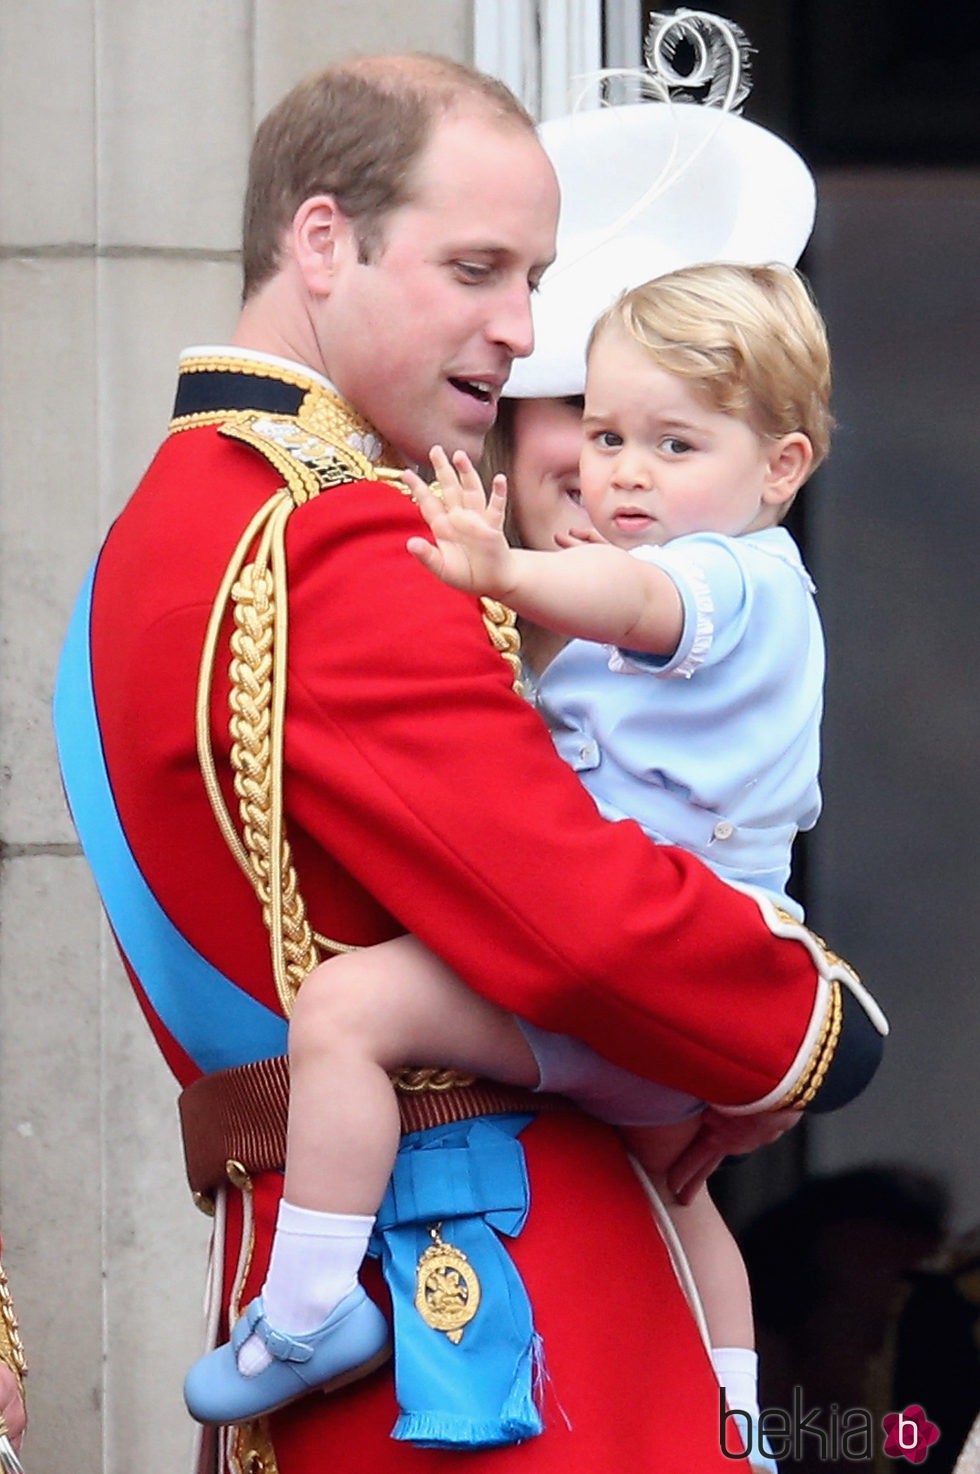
[178,1055,568,1200]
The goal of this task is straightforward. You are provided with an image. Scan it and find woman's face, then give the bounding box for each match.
[507,396,592,550]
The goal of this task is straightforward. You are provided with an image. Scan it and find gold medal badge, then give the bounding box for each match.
[414,1225,482,1345]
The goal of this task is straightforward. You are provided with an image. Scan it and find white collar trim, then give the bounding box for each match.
[180,345,338,395]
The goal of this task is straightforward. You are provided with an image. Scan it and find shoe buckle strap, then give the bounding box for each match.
[233,1297,315,1364]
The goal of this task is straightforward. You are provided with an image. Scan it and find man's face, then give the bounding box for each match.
[322,110,559,466]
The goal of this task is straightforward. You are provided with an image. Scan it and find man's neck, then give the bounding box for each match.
[232,277,333,384]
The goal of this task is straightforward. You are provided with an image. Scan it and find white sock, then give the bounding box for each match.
[236,1200,375,1376]
[712,1347,777,1470]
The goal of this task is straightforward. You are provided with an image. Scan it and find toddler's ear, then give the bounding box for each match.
[765,433,813,506]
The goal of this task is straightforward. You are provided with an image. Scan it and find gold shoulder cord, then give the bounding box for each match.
[0,1259,26,1393]
[197,488,323,1015]
[195,394,523,1054]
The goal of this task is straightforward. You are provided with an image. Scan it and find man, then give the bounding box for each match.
[55,54,884,1473]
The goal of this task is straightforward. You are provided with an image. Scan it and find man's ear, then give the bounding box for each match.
[289,195,354,295]
[763,432,813,509]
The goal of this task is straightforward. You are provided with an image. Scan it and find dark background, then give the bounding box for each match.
[631,7,980,1464]
[639,0,980,165]
[627,0,980,1230]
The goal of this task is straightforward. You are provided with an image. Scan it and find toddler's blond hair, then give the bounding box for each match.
[589,262,833,472]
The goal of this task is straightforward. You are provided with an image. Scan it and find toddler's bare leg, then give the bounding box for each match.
[286,934,539,1216]
[622,1119,754,1351]
[624,1122,773,1463]
[226,935,539,1378]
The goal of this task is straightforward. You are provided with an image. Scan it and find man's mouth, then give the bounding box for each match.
[449,377,498,405]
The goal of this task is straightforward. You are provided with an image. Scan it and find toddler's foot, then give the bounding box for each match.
[183,1286,391,1425]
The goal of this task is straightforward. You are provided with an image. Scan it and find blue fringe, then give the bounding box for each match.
[393,1334,544,1449]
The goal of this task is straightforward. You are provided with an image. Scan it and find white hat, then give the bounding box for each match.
[507,100,816,398]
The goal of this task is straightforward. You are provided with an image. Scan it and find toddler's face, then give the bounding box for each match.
[580,328,779,549]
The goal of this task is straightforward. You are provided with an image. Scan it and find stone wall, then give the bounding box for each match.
[0,4,469,1468]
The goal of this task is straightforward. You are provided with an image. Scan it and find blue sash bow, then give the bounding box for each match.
[373,1115,543,1448]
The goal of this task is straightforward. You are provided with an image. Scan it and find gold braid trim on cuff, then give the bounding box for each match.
[778,978,843,1109]
[196,393,523,1096]
[0,1262,26,1388]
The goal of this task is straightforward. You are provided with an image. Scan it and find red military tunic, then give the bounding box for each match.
[66,353,882,1473]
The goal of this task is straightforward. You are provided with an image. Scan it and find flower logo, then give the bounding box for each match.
[882,1405,940,1463]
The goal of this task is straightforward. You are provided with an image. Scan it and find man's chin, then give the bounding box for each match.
[406,428,488,471]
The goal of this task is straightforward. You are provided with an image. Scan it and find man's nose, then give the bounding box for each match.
[487,282,535,359]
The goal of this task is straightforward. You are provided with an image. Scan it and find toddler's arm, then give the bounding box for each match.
[406,448,684,657]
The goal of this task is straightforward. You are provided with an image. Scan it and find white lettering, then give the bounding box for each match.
[898,1414,918,1450]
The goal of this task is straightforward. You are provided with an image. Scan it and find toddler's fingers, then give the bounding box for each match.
[402,465,430,501]
[487,475,508,531]
[405,474,446,531]
[406,535,440,574]
[450,450,487,509]
[428,445,462,505]
[568,526,607,544]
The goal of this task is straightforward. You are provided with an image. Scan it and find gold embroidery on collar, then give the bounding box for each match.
[170,408,236,434]
[178,352,318,388]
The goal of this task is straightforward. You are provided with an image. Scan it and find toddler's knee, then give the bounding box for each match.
[290,953,384,1061]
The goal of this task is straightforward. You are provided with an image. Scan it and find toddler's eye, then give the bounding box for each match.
[662,437,692,455]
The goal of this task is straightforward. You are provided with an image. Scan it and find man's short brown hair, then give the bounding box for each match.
[242,53,534,298]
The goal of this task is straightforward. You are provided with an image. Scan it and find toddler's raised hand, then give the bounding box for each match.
[406,446,513,598]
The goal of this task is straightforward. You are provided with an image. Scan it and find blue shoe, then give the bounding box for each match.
[184,1286,391,1425]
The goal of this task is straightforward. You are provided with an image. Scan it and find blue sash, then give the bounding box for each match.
[53,562,288,1073]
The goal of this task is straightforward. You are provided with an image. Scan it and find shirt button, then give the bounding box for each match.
[713,820,734,841]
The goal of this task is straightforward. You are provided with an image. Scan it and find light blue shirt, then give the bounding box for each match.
[534,527,824,914]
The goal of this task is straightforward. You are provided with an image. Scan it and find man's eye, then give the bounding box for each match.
[454,261,492,283]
